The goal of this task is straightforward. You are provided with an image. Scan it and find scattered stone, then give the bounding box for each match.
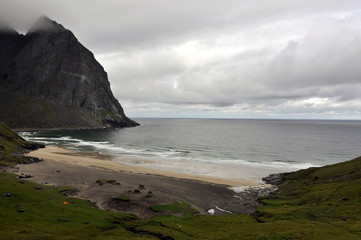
[57,219,70,222]
[35,187,43,190]
[138,184,145,189]
[18,209,26,213]
[207,209,215,215]
[95,179,118,185]
[3,192,13,197]
[19,174,32,179]
[262,173,289,186]
[60,189,78,197]
[133,189,141,194]
[342,197,349,201]
[56,170,61,173]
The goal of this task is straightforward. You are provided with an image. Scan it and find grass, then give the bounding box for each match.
[116,196,131,202]
[0,172,153,240]
[0,121,41,167]
[150,200,199,217]
[95,179,119,185]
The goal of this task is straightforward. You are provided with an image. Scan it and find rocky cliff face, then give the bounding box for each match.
[0,16,138,129]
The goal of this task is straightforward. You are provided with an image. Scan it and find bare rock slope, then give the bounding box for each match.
[0,16,138,129]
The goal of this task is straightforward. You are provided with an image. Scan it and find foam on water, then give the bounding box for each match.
[19,130,322,173]
[18,118,361,180]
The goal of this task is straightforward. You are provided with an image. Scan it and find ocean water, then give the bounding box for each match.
[20,118,361,180]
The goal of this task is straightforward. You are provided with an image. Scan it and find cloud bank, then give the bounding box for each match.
[2,0,361,118]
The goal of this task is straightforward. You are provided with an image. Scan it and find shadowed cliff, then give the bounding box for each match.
[0,16,138,129]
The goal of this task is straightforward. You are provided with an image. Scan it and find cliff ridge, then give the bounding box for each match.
[0,16,138,129]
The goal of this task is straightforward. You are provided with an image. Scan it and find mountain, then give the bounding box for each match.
[0,16,138,129]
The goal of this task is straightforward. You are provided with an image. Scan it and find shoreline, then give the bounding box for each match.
[15,145,275,217]
[14,126,109,132]
[26,146,260,187]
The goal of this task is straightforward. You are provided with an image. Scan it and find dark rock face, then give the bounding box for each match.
[0,16,138,129]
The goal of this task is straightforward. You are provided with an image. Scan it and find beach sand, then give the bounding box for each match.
[14,146,271,218]
[27,146,259,187]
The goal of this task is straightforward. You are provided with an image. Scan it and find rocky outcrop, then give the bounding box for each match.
[0,16,138,129]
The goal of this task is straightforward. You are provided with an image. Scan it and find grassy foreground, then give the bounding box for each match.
[1,122,361,239]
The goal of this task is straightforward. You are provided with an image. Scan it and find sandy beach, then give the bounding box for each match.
[26,146,259,187]
[14,146,271,218]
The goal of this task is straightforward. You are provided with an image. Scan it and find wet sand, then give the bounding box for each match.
[14,146,271,218]
[26,146,259,187]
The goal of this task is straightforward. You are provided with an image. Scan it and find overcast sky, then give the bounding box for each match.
[2,0,361,119]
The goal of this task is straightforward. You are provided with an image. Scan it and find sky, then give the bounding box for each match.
[1,0,361,119]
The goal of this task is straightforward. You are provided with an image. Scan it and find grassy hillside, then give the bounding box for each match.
[1,122,361,239]
[0,121,43,166]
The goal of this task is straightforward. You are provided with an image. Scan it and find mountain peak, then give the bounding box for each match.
[27,16,66,34]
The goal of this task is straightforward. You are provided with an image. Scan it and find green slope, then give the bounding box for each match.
[0,121,42,166]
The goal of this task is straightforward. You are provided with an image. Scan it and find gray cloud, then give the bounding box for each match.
[1,0,361,118]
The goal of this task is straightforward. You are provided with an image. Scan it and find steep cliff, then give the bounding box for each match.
[0,16,138,129]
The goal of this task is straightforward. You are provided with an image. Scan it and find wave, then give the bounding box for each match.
[19,132,318,171]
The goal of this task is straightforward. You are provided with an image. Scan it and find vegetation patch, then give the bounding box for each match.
[0,121,43,167]
[95,179,119,185]
[150,200,199,218]
[116,196,131,202]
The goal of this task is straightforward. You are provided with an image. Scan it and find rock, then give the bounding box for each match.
[19,174,32,179]
[262,173,290,186]
[18,209,26,212]
[207,209,215,215]
[3,192,13,197]
[138,184,145,189]
[133,189,141,194]
[57,219,70,222]
[0,16,138,129]
[35,187,43,190]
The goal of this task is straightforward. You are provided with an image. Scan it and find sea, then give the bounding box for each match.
[19,118,361,181]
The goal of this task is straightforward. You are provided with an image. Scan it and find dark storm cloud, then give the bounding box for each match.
[1,0,361,118]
